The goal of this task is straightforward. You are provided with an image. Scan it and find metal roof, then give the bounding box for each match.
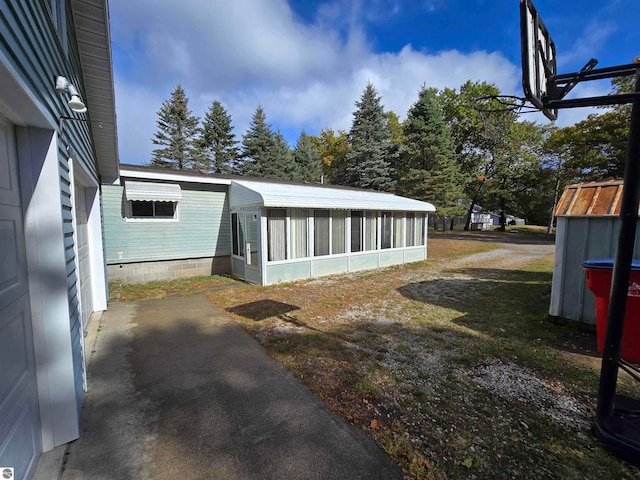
[230,180,436,212]
[124,180,182,202]
[72,0,119,181]
[555,180,626,217]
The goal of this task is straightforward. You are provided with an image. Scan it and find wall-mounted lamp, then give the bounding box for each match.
[55,76,87,113]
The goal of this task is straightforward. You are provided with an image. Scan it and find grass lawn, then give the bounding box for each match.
[114,236,640,480]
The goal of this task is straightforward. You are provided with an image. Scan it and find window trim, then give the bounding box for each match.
[124,200,180,222]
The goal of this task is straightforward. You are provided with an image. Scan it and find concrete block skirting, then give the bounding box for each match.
[107,256,231,284]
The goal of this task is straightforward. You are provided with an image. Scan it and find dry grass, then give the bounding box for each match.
[114,237,640,480]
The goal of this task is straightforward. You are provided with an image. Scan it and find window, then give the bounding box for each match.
[331,211,346,254]
[129,200,177,219]
[314,210,330,256]
[231,213,246,257]
[393,213,403,248]
[290,209,308,259]
[232,213,239,256]
[416,214,425,246]
[365,211,377,251]
[351,211,363,253]
[267,209,287,261]
[381,212,393,249]
[406,212,415,247]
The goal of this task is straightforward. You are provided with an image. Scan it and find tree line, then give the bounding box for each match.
[150,59,636,228]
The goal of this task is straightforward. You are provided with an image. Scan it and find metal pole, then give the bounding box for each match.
[596,69,640,422]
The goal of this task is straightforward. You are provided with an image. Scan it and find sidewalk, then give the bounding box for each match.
[38,296,402,480]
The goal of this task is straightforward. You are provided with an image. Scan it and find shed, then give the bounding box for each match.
[549,180,640,325]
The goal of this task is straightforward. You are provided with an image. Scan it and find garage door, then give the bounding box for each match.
[74,183,92,332]
[0,116,41,478]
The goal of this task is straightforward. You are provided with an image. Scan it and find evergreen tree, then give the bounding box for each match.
[198,100,238,174]
[267,131,299,180]
[151,84,202,170]
[293,131,322,182]
[397,85,465,224]
[338,82,396,191]
[238,105,274,177]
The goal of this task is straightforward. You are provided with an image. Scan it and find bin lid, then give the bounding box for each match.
[583,258,640,270]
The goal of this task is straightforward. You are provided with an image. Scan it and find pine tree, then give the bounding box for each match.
[293,131,322,182]
[151,84,203,170]
[238,105,274,177]
[198,100,238,174]
[338,82,396,191]
[397,86,465,222]
[266,131,298,180]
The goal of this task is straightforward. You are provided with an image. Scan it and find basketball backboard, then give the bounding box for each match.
[520,0,557,120]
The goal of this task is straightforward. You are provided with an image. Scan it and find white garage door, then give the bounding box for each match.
[0,116,41,478]
[74,183,93,332]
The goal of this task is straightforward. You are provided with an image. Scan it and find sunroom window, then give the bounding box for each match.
[267,209,287,261]
[314,210,330,256]
[381,212,393,249]
[290,209,308,259]
[365,211,377,251]
[406,212,415,247]
[393,213,403,248]
[351,211,363,252]
[331,211,346,254]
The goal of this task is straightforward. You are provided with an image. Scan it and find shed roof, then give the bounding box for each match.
[555,180,625,217]
[230,180,436,212]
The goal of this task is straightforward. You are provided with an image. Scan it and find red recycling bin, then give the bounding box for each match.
[584,258,640,364]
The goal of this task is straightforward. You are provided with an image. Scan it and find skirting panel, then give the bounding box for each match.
[107,256,231,284]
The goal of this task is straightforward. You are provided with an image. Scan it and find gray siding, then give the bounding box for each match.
[103,183,231,263]
[551,217,640,324]
[1,0,102,417]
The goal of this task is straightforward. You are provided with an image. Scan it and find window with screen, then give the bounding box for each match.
[314,210,330,256]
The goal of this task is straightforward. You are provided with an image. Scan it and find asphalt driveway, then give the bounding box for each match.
[53,296,402,479]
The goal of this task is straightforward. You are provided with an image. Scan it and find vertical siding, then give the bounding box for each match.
[103,183,231,263]
[554,217,640,325]
[1,0,101,415]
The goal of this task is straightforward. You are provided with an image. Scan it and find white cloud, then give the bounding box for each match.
[110,0,587,164]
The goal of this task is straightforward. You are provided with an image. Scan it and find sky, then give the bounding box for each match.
[108,0,639,166]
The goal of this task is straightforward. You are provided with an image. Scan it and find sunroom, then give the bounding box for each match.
[229,180,436,285]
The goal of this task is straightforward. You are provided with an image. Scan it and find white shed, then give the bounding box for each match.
[549,180,640,325]
[228,180,436,285]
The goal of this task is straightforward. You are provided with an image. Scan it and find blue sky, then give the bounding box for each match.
[109,0,638,165]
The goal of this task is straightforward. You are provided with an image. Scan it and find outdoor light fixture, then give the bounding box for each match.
[55,75,87,113]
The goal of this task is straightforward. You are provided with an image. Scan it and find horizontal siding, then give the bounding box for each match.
[103,183,232,263]
[0,0,98,180]
[59,152,85,414]
[229,182,262,208]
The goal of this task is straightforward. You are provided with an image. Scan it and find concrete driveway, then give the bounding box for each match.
[41,296,402,480]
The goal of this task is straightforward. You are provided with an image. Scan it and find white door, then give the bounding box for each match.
[74,183,92,331]
[242,212,261,284]
[0,116,41,479]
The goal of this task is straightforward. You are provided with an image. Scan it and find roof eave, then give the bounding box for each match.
[72,0,119,180]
